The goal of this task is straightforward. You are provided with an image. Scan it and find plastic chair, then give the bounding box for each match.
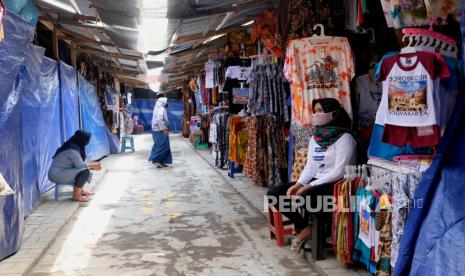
[54,183,74,201]
[268,205,294,246]
[121,134,135,152]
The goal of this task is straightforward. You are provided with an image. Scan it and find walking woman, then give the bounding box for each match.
[267,98,356,250]
[48,130,102,202]
[149,97,173,168]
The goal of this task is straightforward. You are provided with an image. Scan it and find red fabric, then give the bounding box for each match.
[357,0,364,26]
[382,124,440,147]
[332,181,341,254]
[377,51,451,82]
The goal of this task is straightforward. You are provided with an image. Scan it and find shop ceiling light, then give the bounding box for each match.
[38,0,76,13]
[241,20,254,27]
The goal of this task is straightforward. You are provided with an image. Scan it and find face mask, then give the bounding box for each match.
[313,112,334,126]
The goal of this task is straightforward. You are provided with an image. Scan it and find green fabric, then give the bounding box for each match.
[313,126,348,147]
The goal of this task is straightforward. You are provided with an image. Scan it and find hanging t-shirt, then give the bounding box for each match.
[205,60,215,88]
[284,36,355,126]
[359,195,373,248]
[380,0,428,29]
[356,72,383,127]
[424,0,461,24]
[225,66,252,81]
[376,51,450,127]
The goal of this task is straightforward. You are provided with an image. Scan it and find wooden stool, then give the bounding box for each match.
[268,205,294,246]
[310,212,332,260]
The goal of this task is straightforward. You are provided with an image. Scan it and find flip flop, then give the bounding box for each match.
[72,197,89,203]
[290,237,308,251]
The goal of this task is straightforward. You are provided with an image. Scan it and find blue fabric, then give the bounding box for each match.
[106,127,120,154]
[78,75,111,161]
[0,12,35,261]
[59,62,79,141]
[394,4,465,272]
[132,98,155,131]
[4,1,38,24]
[149,131,173,164]
[132,98,184,132]
[368,124,432,161]
[20,44,46,215]
[36,58,62,194]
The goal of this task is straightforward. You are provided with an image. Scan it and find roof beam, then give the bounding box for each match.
[38,16,107,30]
[182,0,270,19]
[77,47,140,60]
[176,18,251,44]
[170,37,226,58]
[98,67,139,77]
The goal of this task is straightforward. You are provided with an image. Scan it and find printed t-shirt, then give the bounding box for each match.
[376,51,450,127]
[284,36,355,126]
[225,66,252,80]
[376,52,462,132]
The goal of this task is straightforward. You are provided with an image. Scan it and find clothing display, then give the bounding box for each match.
[376,51,450,128]
[285,0,336,43]
[247,63,289,122]
[228,115,248,164]
[211,109,229,168]
[356,72,383,148]
[243,115,286,187]
[379,0,428,29]
[333,163,423,274]
[424,0,462,24]
[205,59,222,88]
[285,36,355,125]
[290,147,308,182]
[225,66,251,80]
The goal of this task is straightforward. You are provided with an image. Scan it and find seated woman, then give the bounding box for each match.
[267,98,356,250]
[48,130,102,202]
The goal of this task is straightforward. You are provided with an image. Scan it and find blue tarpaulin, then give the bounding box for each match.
[36,58,62,194]
[0,12,35,261]
[132,98,154,131]
[20,44,46,215]
[59,62,79,141]
[132,98,183,133]
[79,75,111,161]
[3,0,38,24]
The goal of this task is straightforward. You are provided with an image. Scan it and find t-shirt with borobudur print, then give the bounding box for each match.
[375,51,450,127]
[284,36,355,126]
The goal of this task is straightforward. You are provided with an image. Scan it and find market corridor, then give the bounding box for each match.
[30,134,316,276]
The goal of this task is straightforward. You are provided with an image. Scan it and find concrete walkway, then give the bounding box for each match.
[25,134,317,276]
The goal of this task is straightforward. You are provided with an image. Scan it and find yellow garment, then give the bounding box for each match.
[228,116,246,163]
[291,148,308,182]
[236,129,249,164]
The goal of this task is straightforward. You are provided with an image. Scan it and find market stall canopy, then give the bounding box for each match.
[158,0,273,91]
[34,0,272,90]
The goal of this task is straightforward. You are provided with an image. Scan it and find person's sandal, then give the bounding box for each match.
[72,197,89,203]
[290,237,307,251]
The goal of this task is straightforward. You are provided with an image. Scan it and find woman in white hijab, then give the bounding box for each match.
[148,97,173,168]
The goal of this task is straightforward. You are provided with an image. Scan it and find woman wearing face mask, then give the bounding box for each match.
[267,98,356,251]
